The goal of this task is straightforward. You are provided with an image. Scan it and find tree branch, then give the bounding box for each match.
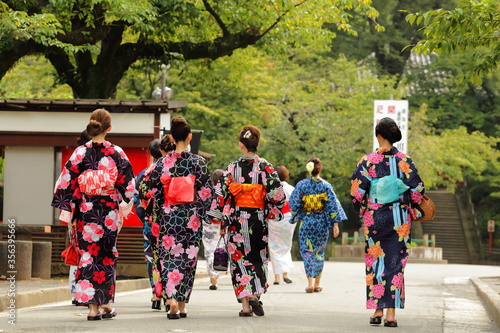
[132,28,262,61]
[260,0,309,37]
[0,40,45,80]
[202,0,229,37]
[45,47,80,95]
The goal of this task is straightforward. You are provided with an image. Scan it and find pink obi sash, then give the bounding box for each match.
[161,174,196,206]
[78,168,118,196]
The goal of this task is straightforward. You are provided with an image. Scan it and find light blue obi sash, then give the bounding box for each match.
[369,175,409,204]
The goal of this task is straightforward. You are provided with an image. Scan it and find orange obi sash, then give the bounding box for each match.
[229,183,265,209]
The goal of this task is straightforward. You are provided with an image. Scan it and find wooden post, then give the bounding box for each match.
[423,234,429,248]
[342,232,348,245]
[431,234,436,248]
[353,231,359,245]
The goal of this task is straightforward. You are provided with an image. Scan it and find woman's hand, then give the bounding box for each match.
[332,223,340,238]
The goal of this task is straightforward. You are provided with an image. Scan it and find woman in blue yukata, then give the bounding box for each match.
[135,136,175,311]
[144,116,212,319]
[350,117,425,328]
[289,157,347,293]
[209,125,285,317]
[52,109,136,321]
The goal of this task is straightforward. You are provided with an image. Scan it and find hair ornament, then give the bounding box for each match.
[243,130,252,139]
[306,161,314,174]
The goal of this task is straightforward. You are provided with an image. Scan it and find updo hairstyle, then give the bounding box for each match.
[276,165,290,182]
[77,130,90,146]
[148,139,163,160]
[159,134,176,153]
[86,109,111,137]
[211,169,224,186]
[307,157,322,177]
[170,116,191,142]
[375,117,402,144]
[239,125,260,153]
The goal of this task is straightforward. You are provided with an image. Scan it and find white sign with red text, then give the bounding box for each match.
[373,100,409,153]
[488,220,495,233]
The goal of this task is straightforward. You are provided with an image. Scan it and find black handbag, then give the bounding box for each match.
[213,236,229,272]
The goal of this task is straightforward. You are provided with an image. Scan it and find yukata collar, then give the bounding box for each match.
[376,146,398,155]
[239,154,259,163]
[172,150,190,158]
[311,176,322,183]
[91,140,111,147]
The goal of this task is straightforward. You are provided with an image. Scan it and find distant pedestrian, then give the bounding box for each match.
[52,109,136,320]
[202,169,225,290]
[209,125,285,317]
[135,138,169,310]
[289,157,347,293]
[137,135,176,311]
[350,117,425,327]
[268,165,296,285]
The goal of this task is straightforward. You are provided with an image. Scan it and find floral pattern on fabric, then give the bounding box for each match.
[52,140,135,305]
[289,177,347,277]
[208,155,285,300]
[350,147,424,309]
[143,150,212,302]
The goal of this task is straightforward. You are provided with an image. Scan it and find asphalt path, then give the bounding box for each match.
[1,261,499,333]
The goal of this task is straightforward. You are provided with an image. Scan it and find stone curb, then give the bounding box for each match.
[0,278,151,312]
[0,271,209,313]
[471,277,500,328]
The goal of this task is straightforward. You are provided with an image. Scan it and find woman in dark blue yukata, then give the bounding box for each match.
[350,117,425,328]
[289,157,347,294]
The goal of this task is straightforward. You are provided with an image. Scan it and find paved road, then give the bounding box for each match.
[1,261,500,333]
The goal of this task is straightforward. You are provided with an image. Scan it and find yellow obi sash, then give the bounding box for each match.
[229,183,265,209]
[302,192,328,213]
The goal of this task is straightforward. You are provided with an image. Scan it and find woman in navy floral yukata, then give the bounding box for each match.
[144,116,212,319]
[52,109,136,321]
[209,125,285,317]
[350,117,425,328]
[289,157,347,293]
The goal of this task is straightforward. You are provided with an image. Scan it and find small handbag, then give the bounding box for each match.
[213,236,229,272]
[412,195,436,221]
[61,226,81,266]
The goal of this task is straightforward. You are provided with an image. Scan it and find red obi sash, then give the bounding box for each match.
[161,174,196,206]
[229,183,265,209]
[281,201,291,214]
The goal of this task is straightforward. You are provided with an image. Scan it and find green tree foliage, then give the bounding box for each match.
[405,0,500,85]
[97,44,500,234]
[329,0,456,79]
[408,105,499,191]
[0,0,381,98]
[151,47,283,169]
[403,51,500,138]
[0,55,72,98]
